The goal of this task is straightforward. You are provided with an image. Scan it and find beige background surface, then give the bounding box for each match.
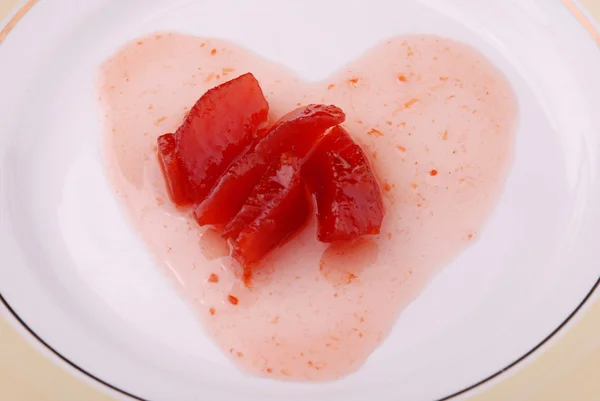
[1,0,600,400]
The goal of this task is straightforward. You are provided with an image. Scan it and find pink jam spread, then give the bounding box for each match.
[98,32,518,381]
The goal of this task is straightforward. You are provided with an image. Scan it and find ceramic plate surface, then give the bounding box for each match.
[1,1,599,400]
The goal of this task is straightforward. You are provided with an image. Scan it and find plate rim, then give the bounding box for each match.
[0,0,599,400]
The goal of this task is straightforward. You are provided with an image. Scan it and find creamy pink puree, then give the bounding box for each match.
[98,33,517,381]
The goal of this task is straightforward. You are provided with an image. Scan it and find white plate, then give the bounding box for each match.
[1,1,599,400]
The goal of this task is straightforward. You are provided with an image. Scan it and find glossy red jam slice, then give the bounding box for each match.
[253,104,346,157]
[159,73,269,206]
[226,153,312,268]
[193,104,345,226]
[304,126,384,242]
[157,133,189,205]
[192,150,265,226]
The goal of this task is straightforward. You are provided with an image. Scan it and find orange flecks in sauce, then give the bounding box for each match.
[204,72,215,83]
[404,98,419,109]
[209,307,216,316]
[396,145,407,152]
[208,273,219,283]
[430,169,438,176]
[210,48,217,55]
[154,117,166,125]
[440,76,449,81]
[328,84,335,90]
[410,183,419,190]
[368,128,384,137]
[348,77,360,86]
[228,295,239,305]
[222,67,235,75]
[442,130,449,140]
[155,197,165,206]
[397,74,408,82]
[383,181,393,192]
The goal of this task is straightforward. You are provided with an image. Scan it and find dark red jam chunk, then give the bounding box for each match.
[227,153,312,268]
[157,73,384,271]
[159,73,269,206]
[193,150,266,227]
[193,104,345,227]
[254,104,346,158]
[304,126,384,242]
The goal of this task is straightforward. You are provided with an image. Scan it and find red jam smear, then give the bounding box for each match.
[157,74,383,270]
[305,126,384,242]
[158,73,269,206]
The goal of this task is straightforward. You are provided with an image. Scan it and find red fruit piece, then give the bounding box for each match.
[304,126,384,242]
[193,104,345,227]
[193,150,265,226]
[226,153,311,268]
[254,104,346,158]
[160,73,269,206]
[157,133,190,205]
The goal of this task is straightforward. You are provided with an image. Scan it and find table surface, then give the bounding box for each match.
[1,0,600,400]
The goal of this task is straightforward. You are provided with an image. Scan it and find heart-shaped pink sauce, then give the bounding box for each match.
[98,32,518,381]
